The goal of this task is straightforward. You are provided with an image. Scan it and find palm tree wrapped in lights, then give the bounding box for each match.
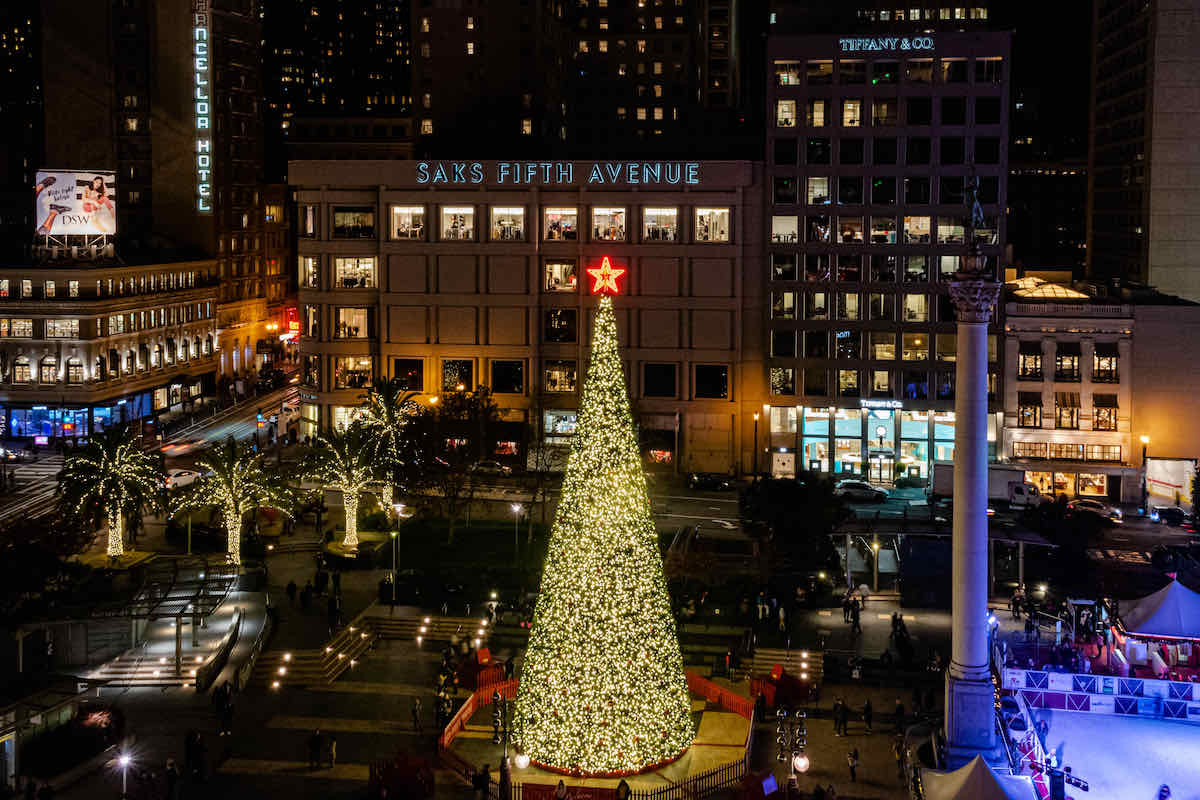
[173,436,294,566]
[57,426,163,558]
[306,422,375,548]
[358,377,419,515]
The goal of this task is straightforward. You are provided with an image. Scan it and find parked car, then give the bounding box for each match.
[1067,497,1123,522]
[687,472,735,491]
[833,480,888,503]
[470,460,512,476]
[1151,506,1194,528]
[165,469,201,490]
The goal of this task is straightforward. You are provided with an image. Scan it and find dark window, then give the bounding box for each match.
[544,309,577,343]
[872,61,899,85]
[975,137,1001,164]
[907,137,931,165]
[873,137,898,165]
[904,177,931,204]
[941,97,967,125]
[976,96,1001,125]
[979,176,1000,204]
[643,363,677,397]
[442,359,474,391]
[936,371,955,400]
[491,360,524,394]
[872,176,897,204]
[332,207,376,238]
[394,358,423,391]
[940,137,966,165]
[694,365,729,398]
[772,253,797,281]
[903,370,928,400]
[940,176,965,205]
[839,176,864,204]
[840,138,865,165]
[772,330,796,357]
[804,369,827,396]
[906,97,932,125]
[835,331,860,359]
[805,331,828,358]
[806,137,831,164]
[774,137,798,165]
[774,177,798,204]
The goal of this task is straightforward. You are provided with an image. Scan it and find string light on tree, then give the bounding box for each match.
[512,295,694,776]
[306,423,376,548]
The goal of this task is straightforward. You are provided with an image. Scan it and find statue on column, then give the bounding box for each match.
[950,168,1000,321]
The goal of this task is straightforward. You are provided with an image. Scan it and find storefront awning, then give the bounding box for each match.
[1093,393,1118,408]
[1057,341,1081,356]
[1017,391,1042,405]
[1094,341,1119,357]
[1055,391,1080,407]
[1018,340,1042,355]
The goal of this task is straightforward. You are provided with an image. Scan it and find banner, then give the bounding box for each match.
[34,170,117,236]
[1146,457,1196,513]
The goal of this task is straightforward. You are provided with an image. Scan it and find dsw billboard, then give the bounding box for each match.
[34,170,117,236]
[1146,457,1196,513]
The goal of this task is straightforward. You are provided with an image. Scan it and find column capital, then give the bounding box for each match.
[949,275,1001,323]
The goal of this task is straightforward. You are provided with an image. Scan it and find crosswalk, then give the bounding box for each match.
[0,455,63,525]
[1087,548,1153,564]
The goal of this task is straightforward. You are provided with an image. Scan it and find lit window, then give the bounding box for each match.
[578,40,589,53]
[544,261,578,292]
[653,107,663,120]
[806,99,826,127]
[490,207,526,241]
[390,206,426,240]
[521,118,532,135]
[642,207,678,241]
[695,208,730,242]
[125,117,139,132]
[333,257,376,289]
[422,93,431,108]
[46,319,79,338]
[776,100,796,128]
[544,207,578,240]
[336,308,369,339]
[44,280,55,298]
[636,108,647,120]
[440,206,476,241]
[466,41,475,55]
[466,15,474,29]
[421,119,433,135]
[591,207,626,241]
[544,360,578,393]
[598,39,608,52]
[842,99,862,127]
[420,16,430,32]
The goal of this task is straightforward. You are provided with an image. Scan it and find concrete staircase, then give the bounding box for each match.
[86,647,208,688]
[742,647,824,685]
[249,621,379,689]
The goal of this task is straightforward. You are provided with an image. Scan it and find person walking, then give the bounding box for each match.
[220,696,234,737]
[286,580,297,607]
[778,604,787,634]
[842,592,852,623]
[839,701,850,736]
[850,602,862,635]
[832,698,844,736]
[307,729,322,769]
[412,698,423,733]
[846,748,859,783]
[325,734,337,769]
[863,698,873,733]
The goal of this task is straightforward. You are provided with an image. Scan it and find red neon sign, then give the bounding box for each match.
[586,255,626,295]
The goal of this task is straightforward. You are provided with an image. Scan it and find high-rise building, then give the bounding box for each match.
[0,0,289,380]
[764,5,1010,481]
[1087,0,1200,300]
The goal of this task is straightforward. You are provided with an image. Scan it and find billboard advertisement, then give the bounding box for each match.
[34,170,117,237]
[1146,457,1196,513]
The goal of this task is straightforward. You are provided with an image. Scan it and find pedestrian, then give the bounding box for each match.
[286,580,297,606]
[308,729,322,769]
[842,592,852,623]
[778,604,787,633]
[757,591,768,620]
[892,737,904,781]
[863,698,873,733]
[839,701,850,736]
[850,603,862,634]
[164,759,180,800]
[832,698,843,736]
[894,699,906,733]
[220,697,234,737]
[412,697,423,732]
[846,748,858,782]
[325,733,337,769]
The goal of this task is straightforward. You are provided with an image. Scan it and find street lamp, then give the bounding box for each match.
[752,412,760,479]
[391,502,405,605]
[1141,435,1151,512]
[118,753,131,799]
[429,395,439,406]
[510,503,521,564]
[762,404,771,477]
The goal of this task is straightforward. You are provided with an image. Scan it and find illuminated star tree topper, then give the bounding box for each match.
[513,295,694,775]
[586,255,626,295]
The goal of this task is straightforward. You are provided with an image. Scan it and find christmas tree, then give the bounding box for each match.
[513,293,694,775]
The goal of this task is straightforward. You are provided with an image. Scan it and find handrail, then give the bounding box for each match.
[195,606,243,691]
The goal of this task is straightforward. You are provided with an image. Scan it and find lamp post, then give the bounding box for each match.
[762,404,771,477]
[1140,435,1150,512]
[752,412,760,479]
[119,753,131,799]
[510,503,521,565]
[776,706,807,776]
[391,503,405,605]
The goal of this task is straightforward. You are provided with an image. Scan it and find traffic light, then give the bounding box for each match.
[256,409,265,429]
[492,692,503,744]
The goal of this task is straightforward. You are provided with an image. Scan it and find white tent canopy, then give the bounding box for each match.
[922,756,1036,800]
[1121,580,1200,641]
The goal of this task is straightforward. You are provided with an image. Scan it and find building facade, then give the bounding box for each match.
[0,259,219,440]
[763,30,1011,482]
[1087,0,1200,301]
[291,159,766,473]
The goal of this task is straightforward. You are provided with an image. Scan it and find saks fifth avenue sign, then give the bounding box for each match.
[839,36,935,52]
[416,161,701,186]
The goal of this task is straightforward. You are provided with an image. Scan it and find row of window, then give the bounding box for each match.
[771,135,1002,167]
[772,288,992,324]
[0,272,203,301]
[0,305,212,341]
[772,56,1002,88]
[774,174,1000,207]
[769,329,997,363]
[774,96,1002,129]
[766,366,995,401]
[771,252,995,283]
[1012,442,1123,463]
[1016,348,1120,383]
[0,338,214,386]
[1016,393,1119,430]
[301,204,734,245]
[304,355,734,400]
[770,214,998,246]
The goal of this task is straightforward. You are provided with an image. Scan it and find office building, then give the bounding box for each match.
[763,28,1011,481]
[290,158,766,474]
[1087,0,1200,300]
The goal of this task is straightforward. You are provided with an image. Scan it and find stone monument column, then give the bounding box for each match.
[944,268,1001,764]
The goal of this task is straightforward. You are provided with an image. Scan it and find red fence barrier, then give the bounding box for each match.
[686,671,754,719]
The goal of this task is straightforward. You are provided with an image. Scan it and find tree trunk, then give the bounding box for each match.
[343,490,359,548]
[380,482,394,515]
[107,510,124,558]
[224,507,243,566]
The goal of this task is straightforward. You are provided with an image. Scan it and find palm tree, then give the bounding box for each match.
[173,437,294,566]
[358,377,419,514]
[306,423,375,548]
[57,426,163,558]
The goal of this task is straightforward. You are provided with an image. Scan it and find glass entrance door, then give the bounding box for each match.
[869,454,894,484]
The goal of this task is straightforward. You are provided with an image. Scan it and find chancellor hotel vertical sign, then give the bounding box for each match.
[193,0,213,213]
